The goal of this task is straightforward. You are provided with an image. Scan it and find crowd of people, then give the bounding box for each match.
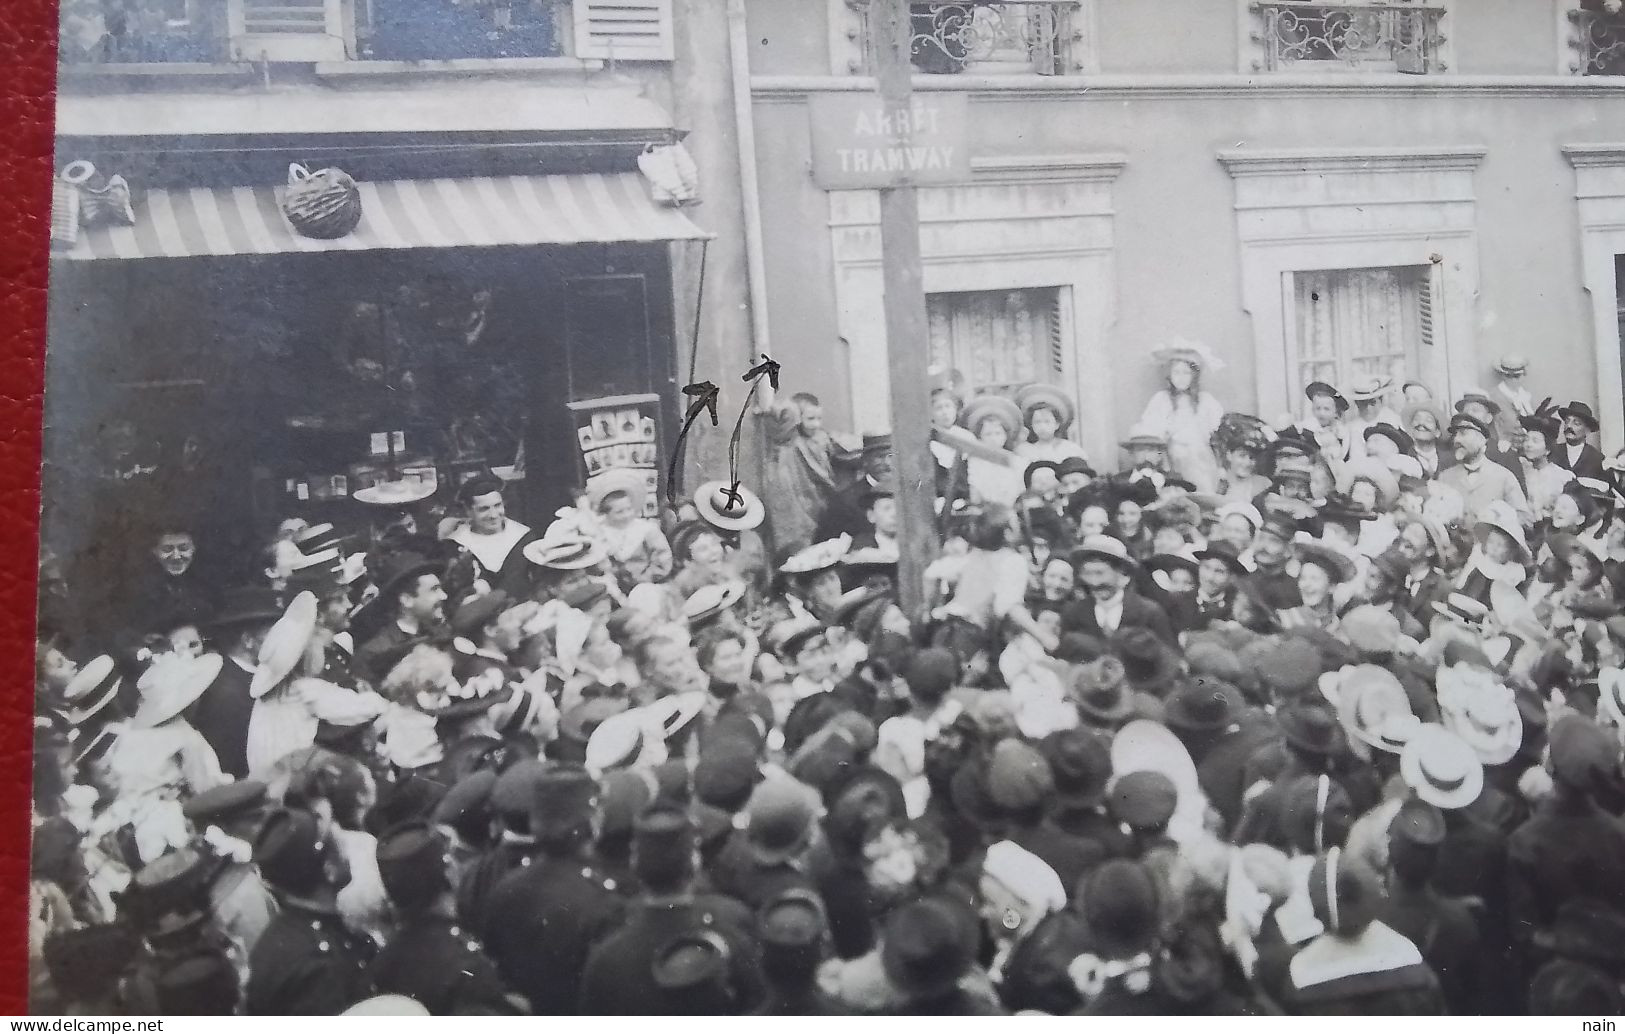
[28,343,1625,1016]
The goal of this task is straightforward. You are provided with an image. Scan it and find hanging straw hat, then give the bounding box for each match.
[693,480,766,532]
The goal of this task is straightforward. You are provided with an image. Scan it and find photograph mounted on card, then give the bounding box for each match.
[616,409,642,441]
[592,412,618,445]
[577,425,597,452]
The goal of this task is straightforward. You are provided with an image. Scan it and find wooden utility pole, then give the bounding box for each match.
[870,0,936,619]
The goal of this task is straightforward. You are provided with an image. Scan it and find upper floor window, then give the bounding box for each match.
[58,0,673,66]
[1565,0,1625,75]
[846,0,1089,76]
[1244,0,1449,74]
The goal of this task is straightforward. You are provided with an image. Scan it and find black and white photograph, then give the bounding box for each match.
[27,0,1625,1017]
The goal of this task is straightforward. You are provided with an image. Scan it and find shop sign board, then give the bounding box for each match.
[809,93,970,190]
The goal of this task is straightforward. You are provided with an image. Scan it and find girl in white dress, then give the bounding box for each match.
[1136,343,1226,493]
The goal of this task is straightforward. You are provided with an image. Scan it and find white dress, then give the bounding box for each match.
[1138,391,1224,493]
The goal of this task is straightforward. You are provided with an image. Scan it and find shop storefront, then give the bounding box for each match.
[44,158,707,624]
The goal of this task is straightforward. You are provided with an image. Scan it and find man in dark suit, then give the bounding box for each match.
[190,587,283,779]
[1381,800,1482,1017]
[356,552,447,684]
[813,434,893,543]
[1553,401,1607,481]
[1061,534,1175,645]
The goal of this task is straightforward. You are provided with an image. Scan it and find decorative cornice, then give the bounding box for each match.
[969,152,1127,183]
[1217,145,1488,176]
[751,73,1625,102]
[1564,144,1625,168]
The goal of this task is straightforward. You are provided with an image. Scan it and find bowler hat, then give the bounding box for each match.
[1039,728,1112,805]
[432,768,497,845]
[1277,702,1344,756]
[1454,391,1502,417]
[758,887,829,952]
[1304,381,1349,414]
[633,805,697,884]
[1162,676,1240,734]
[1548,715,1616,793]
[652,928,734,1006]
[1072,656,1136,725]
[1387,798,1446,850]
[1113,627,1181,694]
[206,586,285,633]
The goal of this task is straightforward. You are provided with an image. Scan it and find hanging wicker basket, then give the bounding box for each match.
[282,163,363,239]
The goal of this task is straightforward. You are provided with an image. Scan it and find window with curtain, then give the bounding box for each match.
[1290,266,1431,400]
[925,287,1065,399]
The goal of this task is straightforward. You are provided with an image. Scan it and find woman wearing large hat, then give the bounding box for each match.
[1015,383,1087,465]
[960,394,1025,509]
[1300,381,1358,464]
[105,652,229,804]
[1135,340,1227,494]
[1286,539,1357,632]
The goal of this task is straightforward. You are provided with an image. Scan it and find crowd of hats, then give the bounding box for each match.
[26,360,1625,1017]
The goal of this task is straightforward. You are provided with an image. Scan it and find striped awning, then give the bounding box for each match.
[54,172,709,260]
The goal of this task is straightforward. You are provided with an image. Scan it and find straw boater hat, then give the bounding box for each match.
[780,534,852,576]
[62,655,122,727]
[1320,664,1419,759]
[352,475,437,507]
[961,395,1023,445]
[523,536,607,571]
[1399,724,1484,810]
[250,592,318,700]
[1342,457,1400,510]
[693,480,765,532]
[1070,533,1139,575]
[1015,383,1076,433]
[132,653,225,729]
[586,468,648,512]
[683,579,747,626]
[1347,374,1393,404]
[1495,355,1528,377]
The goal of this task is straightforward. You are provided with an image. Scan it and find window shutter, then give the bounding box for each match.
[572,0,675,61]
[1046,290,1066,379]
[1417,271,1435,350]
[229,0,351,60]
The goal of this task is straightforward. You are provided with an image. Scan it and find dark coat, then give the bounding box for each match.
[1554,441,1607,482]
[363,913,514,1015]
[245,898,376,1015]
[1401,569,1451,636]
[814,479,879,544]
[1243,568,1303,611]
[458,838,540,931]
[1191,589,1236,631]
[1059,591,1176,646]
[578,894,766,1014]
[1379,884,1482,1016]
[1008,819,1109,895]
[1043,804,1132,871]
[187,656,256,779]
[1192,718,1280,835]
[1507,793,1625,945]
[480,852,625,1015]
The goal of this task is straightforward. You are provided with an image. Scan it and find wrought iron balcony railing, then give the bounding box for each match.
[857,0,1085,76]
[1569,7,1625,75]
[1249,2,1448,74]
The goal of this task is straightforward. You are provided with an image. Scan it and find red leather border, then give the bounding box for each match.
[1,0,57,1016]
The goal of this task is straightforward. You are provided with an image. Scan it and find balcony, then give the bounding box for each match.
[1248,2,1448,74]
[1569,3,1625,75]
[855,0,1085,76]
